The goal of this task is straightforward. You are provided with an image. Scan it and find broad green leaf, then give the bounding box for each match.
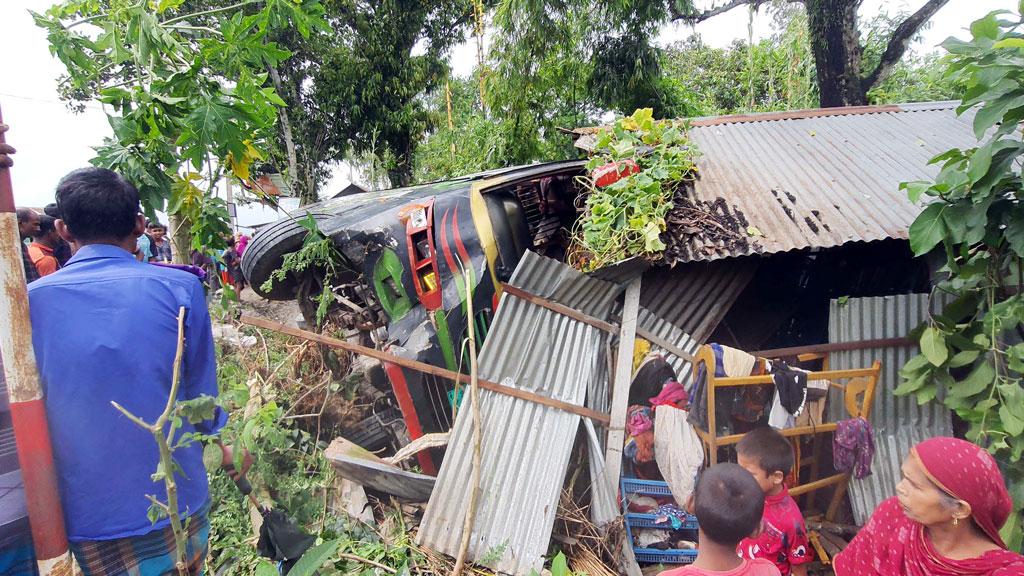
[550,552,569,576]
[949,350,980,368]
[288,539,341,576]
[920,327,949,366]
[908,202,948,256]
[970,12,1002,41]
[255,562,278,576]
[951,360,996,398]
[1005,211,1024,257]
[894,372,927,396]
[916,384,938,405]
[1001,405,1024,436]
[902,180,932,203]
[202,442,222,471]
[968,143,993,184]
[994,38,1024,49]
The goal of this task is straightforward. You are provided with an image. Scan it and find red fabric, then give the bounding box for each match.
[634,431,655,463]
[658,558,781,576]
[650,381,688,410]
[834,436,1024,576]
[834,498,1024,575]
[737,486,811,575]
[914,437,1012,548]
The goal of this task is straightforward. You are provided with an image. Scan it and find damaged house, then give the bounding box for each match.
[241,101,977,572]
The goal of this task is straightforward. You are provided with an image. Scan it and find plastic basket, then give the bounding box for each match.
[632,547,698,564]
[621,477,700,565]
[621,477,675,498]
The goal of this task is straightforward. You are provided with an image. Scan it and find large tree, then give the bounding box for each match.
[668,0,950,106]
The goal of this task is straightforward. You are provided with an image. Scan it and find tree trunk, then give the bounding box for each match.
[805,0,867,106]
[387,166,412,188]
[267,65,311,204]
[169,212,191,265]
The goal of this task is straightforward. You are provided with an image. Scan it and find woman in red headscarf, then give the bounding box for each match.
[834,437,1024,575]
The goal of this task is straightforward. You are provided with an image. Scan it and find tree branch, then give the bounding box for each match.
[669,0,770,24]
[162,0,262,26]
[861,0,951,92]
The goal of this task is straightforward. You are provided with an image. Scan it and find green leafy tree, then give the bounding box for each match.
[302,0,484,189]
[34,0,326,258]
[662,7,817,115]
[899,8,1024,548]
[509,0,949,108]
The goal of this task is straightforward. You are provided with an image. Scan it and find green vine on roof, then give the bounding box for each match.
[573,108,700,271]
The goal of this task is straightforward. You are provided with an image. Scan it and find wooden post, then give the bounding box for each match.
[0,104,74,576]
[603,278,641,492]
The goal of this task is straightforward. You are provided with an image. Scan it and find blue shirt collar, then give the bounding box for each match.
[66,244,136,266]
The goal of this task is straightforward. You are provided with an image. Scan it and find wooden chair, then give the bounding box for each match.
[689,344,881,520]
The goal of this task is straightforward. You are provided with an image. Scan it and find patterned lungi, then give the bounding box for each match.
[71,503,210,576]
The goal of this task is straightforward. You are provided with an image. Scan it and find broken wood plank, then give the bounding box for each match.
[501,283,618,334]
[604,278,641,493]
[240,314,612,425]
[324,438,436,502]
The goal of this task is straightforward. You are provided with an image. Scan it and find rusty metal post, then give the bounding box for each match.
[0,104,74,575]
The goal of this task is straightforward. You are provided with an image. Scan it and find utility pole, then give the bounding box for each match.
[0,105,73,575]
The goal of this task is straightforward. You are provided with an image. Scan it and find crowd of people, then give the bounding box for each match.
[15,205,250,294]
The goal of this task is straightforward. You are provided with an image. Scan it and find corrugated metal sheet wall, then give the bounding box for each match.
[828,294,951,524]
[417,252,623,575]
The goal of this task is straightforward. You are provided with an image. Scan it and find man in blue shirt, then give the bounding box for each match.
[28,168,242,575]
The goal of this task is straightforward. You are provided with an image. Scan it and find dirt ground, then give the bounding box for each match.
[237,287,302,327]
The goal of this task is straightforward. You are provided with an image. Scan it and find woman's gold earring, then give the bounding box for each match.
[953,517,959,526]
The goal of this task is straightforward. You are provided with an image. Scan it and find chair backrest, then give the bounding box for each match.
[843,376,872,419]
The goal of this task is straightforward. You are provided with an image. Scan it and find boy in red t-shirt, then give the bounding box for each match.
[658,463,781,576]
[735,427,811,576]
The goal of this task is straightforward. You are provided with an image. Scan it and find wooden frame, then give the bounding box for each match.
[689,344,881,520]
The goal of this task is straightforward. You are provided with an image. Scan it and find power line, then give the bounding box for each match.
[0,92,106,112]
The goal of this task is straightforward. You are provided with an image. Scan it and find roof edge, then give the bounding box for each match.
[570,100,961,135]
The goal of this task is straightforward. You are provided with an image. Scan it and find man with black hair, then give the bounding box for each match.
[42,203,72,266]
[15,207,39,283]
[659,463,780,575]
[27,214,61,277]
[27,167,248,576]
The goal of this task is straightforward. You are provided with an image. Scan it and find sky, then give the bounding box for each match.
[0,0,1012,210]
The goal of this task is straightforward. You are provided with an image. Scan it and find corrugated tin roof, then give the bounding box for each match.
[417,251,623,575]
[636,258,757,384]
[574,102,977,262]
[827,294,952,524]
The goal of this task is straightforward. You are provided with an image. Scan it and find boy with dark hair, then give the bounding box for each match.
[28,167,248,575]
[735,427,811,576]
[659,463,780,576]
[148,221,173,262]
[14,207,40,283]
[42,203,72,265]
[28,214,61,277]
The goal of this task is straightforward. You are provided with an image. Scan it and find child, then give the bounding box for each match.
[735,427,811,576]
[659,463,781,576]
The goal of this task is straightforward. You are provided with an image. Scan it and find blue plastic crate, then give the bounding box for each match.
[622,478,701,564]
[633,547,698,565]
[626,512,699,531]
[621,477,675,498]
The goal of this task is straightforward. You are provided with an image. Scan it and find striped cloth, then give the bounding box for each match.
[0,532,38,576]
[71,503,210,576]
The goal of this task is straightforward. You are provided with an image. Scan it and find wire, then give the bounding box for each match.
[0,92,106,112]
